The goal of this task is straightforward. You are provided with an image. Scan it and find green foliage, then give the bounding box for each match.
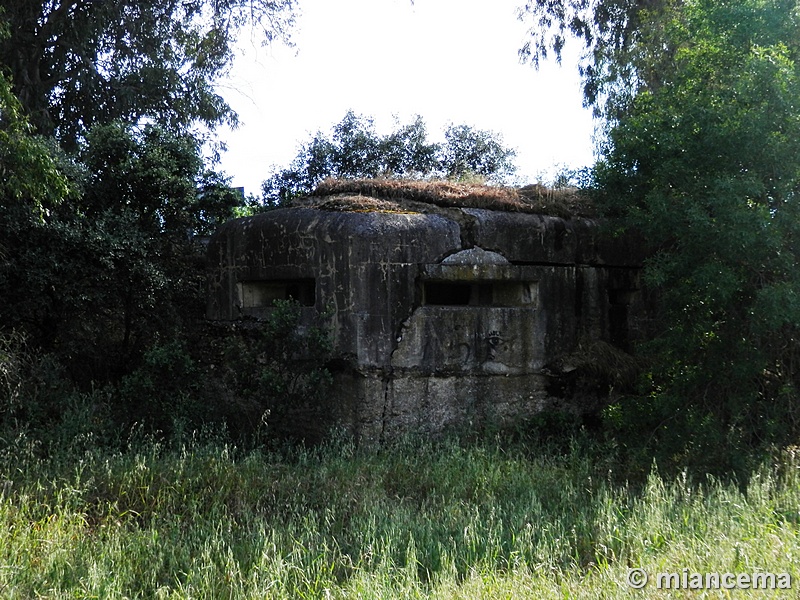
[381,115,441,177]
[0,331,67,432]
[0,71,70,218]
[219,300,333,442]
[0,120,241,388]
[518,0,676,116]
[523,0,800,463]
[0,3,289,439]
[439,123,517,181]
[523,0,800,464]
[262,110,517,206]
[0,329,118,456]
[0,435,798,597]
[0,0,297,149]
[118,339,203,432]
[82,122,241,240]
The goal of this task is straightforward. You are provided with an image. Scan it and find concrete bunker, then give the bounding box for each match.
[206,183,646,442]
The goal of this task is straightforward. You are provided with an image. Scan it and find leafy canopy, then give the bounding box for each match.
[523,0,800,463]
[262,110,517,206]
[0,70,69,216]
[0,1,295,437]
[1,120,242,378]
[0,0,296,150]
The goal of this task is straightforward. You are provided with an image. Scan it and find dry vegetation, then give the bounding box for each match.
[291,178,596,218]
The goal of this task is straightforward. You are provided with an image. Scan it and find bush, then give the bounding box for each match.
[117,339,204,434]
[217,299,333,443]
[0,330,117,454]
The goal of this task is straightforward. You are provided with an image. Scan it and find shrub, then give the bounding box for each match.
[218,299,333,443]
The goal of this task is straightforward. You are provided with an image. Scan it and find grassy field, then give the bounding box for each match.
[1,431,798,599]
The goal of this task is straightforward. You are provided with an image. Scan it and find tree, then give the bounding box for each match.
[522,0,800,466]
[518,0,672,117]
[262,110,517,205]
[81,122,239,238]
[0,69,69,217]
[381,115,440,177]
[0,83,244,434]
[439,123,517,181]
[0,3,271,437]
[0,2,254,383]
[0,0,296,150]
[1,120,241,384]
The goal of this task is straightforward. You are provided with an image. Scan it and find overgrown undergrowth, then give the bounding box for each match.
[1,433,798,598]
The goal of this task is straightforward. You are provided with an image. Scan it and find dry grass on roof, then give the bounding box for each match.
[304,178,596,218]
[291,195,413,214]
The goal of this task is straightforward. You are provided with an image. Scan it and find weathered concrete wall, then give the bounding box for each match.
[207,206,644,442]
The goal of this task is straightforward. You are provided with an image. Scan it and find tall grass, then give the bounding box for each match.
[0,431,798,598]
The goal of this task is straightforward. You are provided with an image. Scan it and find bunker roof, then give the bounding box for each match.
[289,178,596,218]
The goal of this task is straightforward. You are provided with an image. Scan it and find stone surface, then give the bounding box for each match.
[207,205,646,442]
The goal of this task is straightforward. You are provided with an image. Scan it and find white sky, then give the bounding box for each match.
[216,0,595,196]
